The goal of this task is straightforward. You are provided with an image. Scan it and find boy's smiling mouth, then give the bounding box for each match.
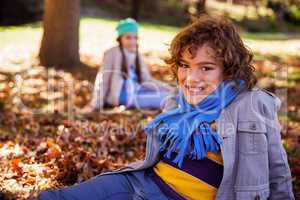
[184,84,206,95]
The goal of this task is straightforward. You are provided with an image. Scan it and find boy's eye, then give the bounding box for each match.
[179,63,189,68]
[201,66,213,71]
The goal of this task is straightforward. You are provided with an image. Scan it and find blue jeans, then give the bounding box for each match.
[38,168,171,200]
[132,86,170,109]
[119,81,170,110]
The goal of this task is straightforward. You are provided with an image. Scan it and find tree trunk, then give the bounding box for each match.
[39,0,80,68]
[131,0,141,20]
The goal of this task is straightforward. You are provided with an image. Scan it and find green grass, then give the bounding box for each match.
[0,17,299,59]
[241,32,300,41]
[288,70,300,81]
[0,17,179,33]
[0,22,42,47]
[0,17,179,50]
[0,17,296,41]
[80,17,179,34]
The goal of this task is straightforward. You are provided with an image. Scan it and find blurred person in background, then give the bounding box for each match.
[90,18,175,112]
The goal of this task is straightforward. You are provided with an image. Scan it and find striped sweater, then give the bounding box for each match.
[150,121,223,200]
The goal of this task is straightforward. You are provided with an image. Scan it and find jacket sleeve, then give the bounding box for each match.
[90,50,113,110]
[261,91,295,200]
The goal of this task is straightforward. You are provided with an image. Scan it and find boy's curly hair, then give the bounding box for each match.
[165,14,257,90]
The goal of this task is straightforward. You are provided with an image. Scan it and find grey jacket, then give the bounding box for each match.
[90,46,173,110]
[96,86,295,200]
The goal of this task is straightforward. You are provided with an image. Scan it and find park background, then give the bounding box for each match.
[0,0,299,199]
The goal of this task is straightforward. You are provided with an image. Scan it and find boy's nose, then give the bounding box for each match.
[186,69,203,84]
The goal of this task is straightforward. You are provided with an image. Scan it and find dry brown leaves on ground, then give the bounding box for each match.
[0,57,299,199]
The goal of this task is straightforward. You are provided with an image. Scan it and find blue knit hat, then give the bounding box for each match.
[116,18,139,37]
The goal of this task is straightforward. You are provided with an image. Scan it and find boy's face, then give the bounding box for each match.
[177,43,224,105]
[120,32,138,52]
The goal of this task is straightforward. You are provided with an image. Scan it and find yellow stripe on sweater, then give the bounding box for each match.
[153,161,218,200]
[207,151,223,165]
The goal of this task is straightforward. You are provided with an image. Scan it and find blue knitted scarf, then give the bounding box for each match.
[144,80,246,168]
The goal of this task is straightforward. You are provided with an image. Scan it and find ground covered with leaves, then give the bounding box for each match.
[0,52,299,199]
